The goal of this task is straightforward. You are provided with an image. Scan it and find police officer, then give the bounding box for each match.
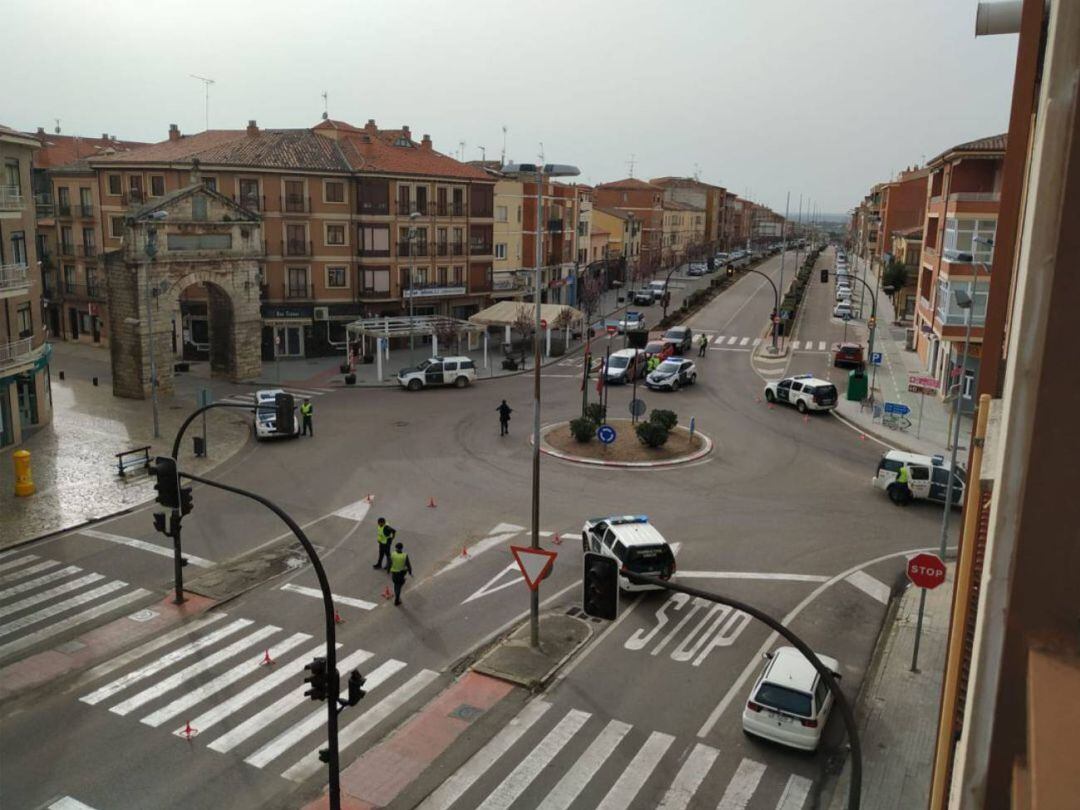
[300,399,314,437]
[373,517,396,570]
[647,354,660,373]
[892,465,912,506]
[389,542,413,606]
[698,333,709,357]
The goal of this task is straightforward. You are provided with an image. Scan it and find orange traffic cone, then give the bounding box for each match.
[460,545,469,558]
[859,433,867,441]
[803,415,810,425]
[260,649,275,666]
[428,496,437,508]
[334,611,345,624]
[382,585,393,600]
[182,721,199,739]
[552,532,563,545]
[364,493,374,504]
[768,402,775,410]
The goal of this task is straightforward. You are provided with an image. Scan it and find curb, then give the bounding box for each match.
[0,506,139,554]
[536,422,714,468]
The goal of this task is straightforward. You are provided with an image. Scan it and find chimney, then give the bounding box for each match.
[102,133,109,141]
[421,134,432,150]
[169,123,180,142]
[247,119,259,137]
[364,119,378,134]
[401,125,411,141]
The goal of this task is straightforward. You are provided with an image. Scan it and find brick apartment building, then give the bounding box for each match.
[594,178,664,275]
[650,177,727,250]
[659,199,706,264]
[913,134,1006,413]
[84,119,494,360]
[1,125,52,447]
[875,166,929,262]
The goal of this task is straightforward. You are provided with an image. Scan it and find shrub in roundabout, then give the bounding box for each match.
[570,417,597,443]
[649,409,678,431]
[585,403,607,424]
[636,419,670,448]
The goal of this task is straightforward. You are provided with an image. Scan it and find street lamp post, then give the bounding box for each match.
[406,211,422,366]
[502,162,580,649]
[144,227,161,438]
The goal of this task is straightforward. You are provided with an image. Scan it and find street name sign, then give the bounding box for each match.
[907,553,946,589]
[510,546,557,591]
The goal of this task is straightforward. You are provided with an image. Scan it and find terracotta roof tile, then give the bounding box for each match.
[596,177,662,191]
[928,133,1008,166]
[337,129,491,180]
[30,132,147,169]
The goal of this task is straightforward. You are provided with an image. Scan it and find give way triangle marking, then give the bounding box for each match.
[510,546,558,591]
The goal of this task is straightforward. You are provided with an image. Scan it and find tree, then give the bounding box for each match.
[512,304,535,367]
[579,273,602,325]
[884,259,910,301]
[433,318,463,355]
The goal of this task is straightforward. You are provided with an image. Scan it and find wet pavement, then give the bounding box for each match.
[0,342,252,548]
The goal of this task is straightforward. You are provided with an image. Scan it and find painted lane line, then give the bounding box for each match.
[845,570,891,605]
[478,709,592,810]
[715,758,766,809]
[177,642,339,737]
[776,774,813,810]
[490,522,526,534]
[206,647,373,754]
[141,632,311,727]
[713,336,726,345]
[0,573,106,618]
[332,499,372,523]
[280,583,376,611]
[674,571,829,583]
[243,657,406,767]
[0,589,150,663]
[0,580,127,638]
[819,341,827,351]
[49,799,98,810]
[417,700,553,810]
[72,612,227,692]
[0,565,82,600]
[462,563,523,604]
[536,719,632,810]
[0,554,38,574]
[739,337,750,346]
[753,337,762,346]
[282,668,440,782]
[0,560,61,586]
[110,625,280,716]
[81,618,254,706]
[437,533,519,578]
[698,545,948,739]
[791,340,800,350]
[595,730,675,810]
[282,388,324,397]
[79,529,215,568]
[727,336,738,345]
[657,742,720,810]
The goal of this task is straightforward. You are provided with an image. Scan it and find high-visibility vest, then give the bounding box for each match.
[377,525,392,545]
[390,551,409,573]
[897,466,909,484]
[301,402,313,417]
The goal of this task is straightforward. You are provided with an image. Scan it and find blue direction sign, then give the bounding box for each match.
[597,424,617,444]
[883,401,911,415]
[870,351,883,365]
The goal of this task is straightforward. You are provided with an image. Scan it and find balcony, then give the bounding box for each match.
[398,241,429,257]
[285,282,313,300]
[59,242,75,258]
[436,201,467,217]
[80,203,95,218]
[948,192,1000,203]
[57,203,73,218]
[80,245,99,260]
[469,240,493,255]
[451,242,465,256]
[435,242,450,257]
[283,239,312,257]
[358,200,390,216]
[0,264,31,299]
[234,193,264,212]
[547,219,564,233]
[402,283,468,300]
[35,193,54,219]
[283,194,309,213]
[0,338,34,370]
[396,200,429,216]
[0,185,25,211]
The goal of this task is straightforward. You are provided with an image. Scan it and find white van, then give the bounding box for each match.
[397,356,477,390]
[604,348,646,384]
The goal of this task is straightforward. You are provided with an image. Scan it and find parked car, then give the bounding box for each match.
[253,389,300,440]
[581,515,676,591]
[687,263,708,277]
[833,301,854,319]
[618,311,646,333]
[832,342,865,369]
[714,252,730,265]
[872,450,966,507]
[604,348,646,384]
[643,340,675,362]
[646,357,697,391]
[632,289,654,306]
[763,374,838,413]
[661,326,694,354]
[742,646,842,751]
[835,287,852,302]
[648,280,668,301]
[397,356,477,390]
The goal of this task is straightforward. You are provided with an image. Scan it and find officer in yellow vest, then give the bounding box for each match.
[892,465,912,506]
[300,399,313,437]
[389,542,413,606]
[373,517,396,570]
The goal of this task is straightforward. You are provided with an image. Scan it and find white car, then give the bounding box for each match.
[618,311,646,333]
[742,646,841,751]
[835,287,852,301]
[763,374,838,412]
[581,515,676,591]
[645,357,697,391]
[872,450,966,507]
[397,356,477,390]
[833,301,853,319]
[647,280,668,301]
[253,389,300,440]
[604,348,646,384]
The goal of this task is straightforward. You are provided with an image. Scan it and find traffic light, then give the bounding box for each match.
[151,456,180,509]
[152,512,167,536]
[346,669,366,707]
[274,393,294,435]
[820,268,828,283]
[726,264,734,277]
[304,656,328,701]
[583,552,619,621]
[179,485,194,516]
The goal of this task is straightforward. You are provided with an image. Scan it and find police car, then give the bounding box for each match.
[253,389,300,440]
[581,515,676,591]
[763,374,838,413]
[397,356,477,390]
[872,450,966,507]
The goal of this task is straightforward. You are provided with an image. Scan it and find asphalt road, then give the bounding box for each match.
[0,248,947,810]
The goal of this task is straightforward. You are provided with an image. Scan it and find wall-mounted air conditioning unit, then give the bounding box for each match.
[313,306,329,321]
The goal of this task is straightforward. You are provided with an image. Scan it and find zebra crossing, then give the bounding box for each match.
[75,610,438,783]
[700,333,833,353]
[0,553,151,664]
[419,699,815,810]
[217,385,334,406]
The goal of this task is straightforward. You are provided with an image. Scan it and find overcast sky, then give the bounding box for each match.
[5,0,1017,216]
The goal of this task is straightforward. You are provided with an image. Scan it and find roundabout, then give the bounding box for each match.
[538,418,714,468]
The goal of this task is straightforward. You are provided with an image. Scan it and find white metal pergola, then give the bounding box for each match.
[345,315,489,380]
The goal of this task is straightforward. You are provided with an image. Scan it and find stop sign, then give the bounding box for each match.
[907,553,946,589]
[540,319,548,329]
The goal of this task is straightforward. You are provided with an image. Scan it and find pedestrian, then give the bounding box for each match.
[300,399,313,436]
[373,517,396,570]
[497,399,513,436]
[389,542,412,606]
[698,333,709,357]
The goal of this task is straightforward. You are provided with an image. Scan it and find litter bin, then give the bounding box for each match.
[847,370,868,402]
[193,436,206,457]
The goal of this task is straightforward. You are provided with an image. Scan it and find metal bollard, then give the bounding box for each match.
[13,450,35,497]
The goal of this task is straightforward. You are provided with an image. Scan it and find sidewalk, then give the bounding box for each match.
[0,341,252,547]
[827,564,954,810]
[834,256,972,456]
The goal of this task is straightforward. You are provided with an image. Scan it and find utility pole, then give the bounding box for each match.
[778,192,790,342]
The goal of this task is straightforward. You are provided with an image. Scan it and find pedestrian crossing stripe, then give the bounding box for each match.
[419,700,815,810]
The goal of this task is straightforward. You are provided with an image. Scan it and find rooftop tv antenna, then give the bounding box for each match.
[54,118,61,134]
[693,162,701,181]
[190,74,215,130]
[627,154,636,178]
[459,140,466,161]
[321,90,329,121]
[479,145,486,163]
[501,125,508,165]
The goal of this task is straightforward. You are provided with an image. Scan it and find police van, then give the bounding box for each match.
[581,515,676,591]
[872,450,966,507]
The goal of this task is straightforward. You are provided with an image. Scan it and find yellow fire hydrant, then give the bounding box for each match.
[13,450,35,497]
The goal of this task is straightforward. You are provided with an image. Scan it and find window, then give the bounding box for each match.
[357,178,389,214]
[60,227,73,253]
[10,231,26,264]
[495,243,507,259]
[284,180,305,212]
[813,679,828,714]
[909,466,930,481]
[17,302,32,336]
[437,266,448,285]
[151,175,165,197]
[362,267,390,293]
[79,187,92,208]
[111,216,126,239]
[324,180,345,203]
[943,218,996,263]
[326,266,347,288]
[202,177,217,192]
[238,178,260,210]
[4,158,21,189]
[452,266,464,284]
[286,223,307,254]
[753,683,812,717]
[326,224,346,246]
[287,267,309,297]
[64,265,76,293]
[82,228,95,254]
[359,225,390,256]
[496,205,508,222]
[935,278,990,326]
[107,175,122,195]
[86,268,99,297]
